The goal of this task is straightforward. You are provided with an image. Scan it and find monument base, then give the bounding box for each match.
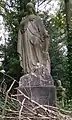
[18,65,56,106]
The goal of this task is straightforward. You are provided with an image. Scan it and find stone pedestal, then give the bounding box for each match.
[18,66,56,106]
[31,86,56,106]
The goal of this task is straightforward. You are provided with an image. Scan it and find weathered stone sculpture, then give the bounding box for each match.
[17,2,50,74]
[17,2,56,106]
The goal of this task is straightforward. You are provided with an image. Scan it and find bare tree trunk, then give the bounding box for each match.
[64,0,72,99]
[64,0,70,34]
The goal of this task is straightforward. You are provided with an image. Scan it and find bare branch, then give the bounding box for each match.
[39,0,52,6]
[19,98,25,120]
[2,80,16,117]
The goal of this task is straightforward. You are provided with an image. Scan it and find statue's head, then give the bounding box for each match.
[26,2,35,15]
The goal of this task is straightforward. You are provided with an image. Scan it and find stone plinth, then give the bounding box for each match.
[18,65,56,106]
[31,86,56,105]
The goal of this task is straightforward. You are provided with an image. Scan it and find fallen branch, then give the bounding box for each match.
[19,98,25,120]
[2,80,16,117]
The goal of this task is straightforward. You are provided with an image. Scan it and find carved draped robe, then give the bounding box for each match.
[17,15,50,74]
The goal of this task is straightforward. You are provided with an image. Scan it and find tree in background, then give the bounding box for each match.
[64,0,72,99]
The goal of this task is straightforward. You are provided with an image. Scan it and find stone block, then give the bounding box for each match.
[18,66,56,106]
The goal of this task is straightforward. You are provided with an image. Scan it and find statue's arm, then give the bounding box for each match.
[20,17,25,33]
[36,16,47,36]
[36,16,50,52]
[45,31,50,52]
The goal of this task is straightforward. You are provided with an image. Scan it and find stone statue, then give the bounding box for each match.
[17,2,50,74]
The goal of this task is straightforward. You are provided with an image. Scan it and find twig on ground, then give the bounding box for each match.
[2,80,16,117]
[19,98,25,120]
